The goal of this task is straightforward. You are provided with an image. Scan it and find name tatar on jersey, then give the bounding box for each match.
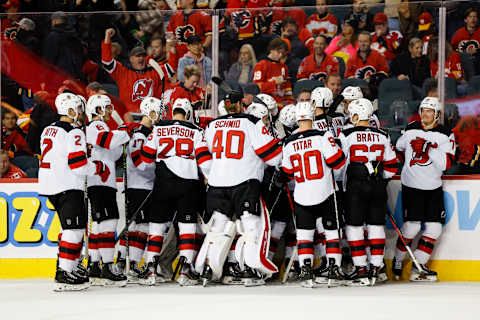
[282,130,345,206]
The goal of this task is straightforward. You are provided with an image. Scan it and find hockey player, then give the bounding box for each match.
[116,97,162,284]
[85,94,130,286]
[393,97,455,281]
[281,101,346,287]
[195,89,282,286]
[140,98,210,286]
[341,86,381,129]
[39,93,100,291]
[338,98,397,286]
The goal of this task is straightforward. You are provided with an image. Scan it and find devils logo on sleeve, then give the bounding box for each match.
[232,10,251,29]
[409,136,438,167]
[459,39,480,53]
[132,79,154,102]
[355,66,376,80]
[175,24,195,44]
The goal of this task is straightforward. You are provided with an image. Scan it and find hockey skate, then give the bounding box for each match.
[87,261,103,286]
[410,264,437,282]
[54,268,90,292]
[377,263,388,283]
[242,267,266,287]
[101,262,127,287]
[345,266,370,286]
[72,260,89,284]
[200,264,213,287]
[136,261,157,286]
[327,259,344,287]
[125,261,145,285]
[392,257,403,280]
[176,257,199,286]
[313,257,329,284]
[299,259,315,288]
[368,264,381,286]
[222,262,245,285]
[285,259,301,282]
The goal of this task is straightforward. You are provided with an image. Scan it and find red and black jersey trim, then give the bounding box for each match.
[417,236,436,255]
[281,166,294,179]
[369,238,386,255]
[131,150,142,167]
[96,131,114,149]
[383,158,398,173]
[446,153,454,170]
[68,151,88,169]
[195,146,212,165]
[255,139,282,161]
[58,241,82,260]
[325,149,346,169]
[141,146,157,163]
[178,234,196,251]
[297,240,314,255]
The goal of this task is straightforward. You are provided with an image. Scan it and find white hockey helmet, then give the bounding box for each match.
[342,86,363,100]
[295,101,315,122]
[218,100,227,116]
[311,87,333,109]
[172,98,193,123]
[247,102,269,119]
[256,93,278,116]
[140,97,162,122]
[86,94,112,120]
[419,96,442,124]
[279,104,297,128]
[55,93,82,122]
[348,98,373,124]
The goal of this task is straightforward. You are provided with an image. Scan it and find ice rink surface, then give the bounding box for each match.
[1,280,478,320]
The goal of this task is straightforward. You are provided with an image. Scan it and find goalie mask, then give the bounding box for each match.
[172,98,193,123]
[55,93,82,123]
[348,98,373,125]
[256,93,278,116]
[295,101,315,122]
[247,103,269,125]
[419,96,441,127]
[140,97,163,122]
[311,87,333,110]
[86,94,113,121]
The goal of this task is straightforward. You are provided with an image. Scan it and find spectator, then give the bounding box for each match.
[226,44,257,85]
[429,38,464,83]
[451,8,480,54]
[281,17,310,79]
[135,0,166,40]
[147,36,178,90]
[451,115,480,174]
[166,0,212,60]
[170,65,206,115]
[296,88,311,103]
[297,35,339,82]
[370,12,403,63]
[0,150,27,179]
[397,1,423,42]
[345,31,389,81]
[178,35,212,89]
[1,108,32,159]
[268,0,308,35]
[253,38,293,106]
[390,37,430,98]
[345,0,374,33]
[10,18,39,55]
[325,73,342,101]
[417,12,436,55]
[305,0,339,41]
[325,19,359,64]
[42,12,84,81]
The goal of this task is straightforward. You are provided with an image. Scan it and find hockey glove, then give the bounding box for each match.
[94,160,111,183]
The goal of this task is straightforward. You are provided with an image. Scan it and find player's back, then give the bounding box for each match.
[127,125,155,190]
[204,113,282,187]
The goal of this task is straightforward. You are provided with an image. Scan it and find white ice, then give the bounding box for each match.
[1,280,478,320]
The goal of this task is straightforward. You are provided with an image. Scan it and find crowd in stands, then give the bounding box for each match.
[2,0,480,178]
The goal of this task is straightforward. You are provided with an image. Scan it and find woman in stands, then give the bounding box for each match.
[226,44,257,86]
[325,19,360,65]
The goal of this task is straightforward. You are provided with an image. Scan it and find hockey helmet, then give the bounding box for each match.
[86,94,113,120]
[311,87,333,109]
[348,98,373,124]
[295,101,315,122]
[218,100,227,116]
[256,93,278,116]
[172,98,193,123]
[247,102,269,124]
[140,97,163,122]
[342,86,363,100]
[418,96,442,124]
[55,93,82,122]
[279,104,297,128]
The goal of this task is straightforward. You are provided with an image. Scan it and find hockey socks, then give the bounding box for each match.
[393,221,420,263]
[58,229,84,273]
[346,225,367,267]
[268,220,286,260]
[324,229,342,266]
[146,222,168,263]
[366,225,385,267]
[414,222,442,265]
[296,229,314,267]
[178,222,197,264]
[88,222,101,262]
[97,219,118,264]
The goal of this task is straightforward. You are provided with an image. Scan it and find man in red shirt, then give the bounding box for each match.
[297,35,339,82]
[0,150,27,179]
[451,8,480,54]
[370,12,403,62]
[345,31,389,81]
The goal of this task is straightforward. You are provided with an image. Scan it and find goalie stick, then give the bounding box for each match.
[122,143,131,273]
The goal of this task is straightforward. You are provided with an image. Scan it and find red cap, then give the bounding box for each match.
[418,12,433,31]
[373,12,388,25]
[2,0,20,9]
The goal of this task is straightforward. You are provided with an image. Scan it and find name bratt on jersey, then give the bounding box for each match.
[293,139,313,152]
[356,132,380,143]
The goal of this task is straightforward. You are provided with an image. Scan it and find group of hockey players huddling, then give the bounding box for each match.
[40,81,454,292]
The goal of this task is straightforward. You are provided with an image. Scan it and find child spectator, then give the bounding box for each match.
[429,38,464,83]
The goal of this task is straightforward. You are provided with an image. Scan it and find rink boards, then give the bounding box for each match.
[0,177,479,281]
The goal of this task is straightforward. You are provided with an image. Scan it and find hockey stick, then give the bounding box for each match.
[282,184,297,283]
[387,212,425,274]
[211,76,233,94]
[122,143,131,273]
[148,58,165,80]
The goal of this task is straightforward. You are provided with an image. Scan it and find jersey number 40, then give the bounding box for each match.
[211,130,245,159]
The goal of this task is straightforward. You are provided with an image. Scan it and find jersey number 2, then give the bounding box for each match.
[40,138,53,169]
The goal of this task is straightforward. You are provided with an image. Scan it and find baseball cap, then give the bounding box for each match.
[418,12,433,31]
[373,12,388,25]
[186,34,202,45]
[129,46,147,57]
[15,18,35,31]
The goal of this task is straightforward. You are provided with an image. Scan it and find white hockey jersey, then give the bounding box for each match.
[204,113,282,187]
[126,125,155,190]
[338,126,398,189]
[343,113,381,131]
[396,121,455,190]
[39,121,96,195]
[282,129,346,206]
[141,120,209,180]
[313,113,345,138]
[86,120,129,189]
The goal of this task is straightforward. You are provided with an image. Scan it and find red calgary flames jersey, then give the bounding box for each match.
[345,49,389,79]
[370,30,403,62]
[297,53,339,81]
[430,52,464,81]
[253,58,293,105]
[305,13,338,40]
[169,84,206,118]
[451,26,480,53]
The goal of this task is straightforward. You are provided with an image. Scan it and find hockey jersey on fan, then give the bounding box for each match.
[204,113,282,187]
[297,53,339,82]
[39,121,96,195]
[253,58,293,105]
[126,125,155,190]
[451,26,480,53]
[345,49,389,79]
[140,120,209,180]
[86,120,130,189]
[338,126,397,188]
[430,52,464,81]
[370,30,403,62]
[282,129,345,206]
[396,121,455,190]
[305,13,338,40]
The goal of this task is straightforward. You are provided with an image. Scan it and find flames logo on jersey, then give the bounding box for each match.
[310,72,328,82]
[132,79,154,102]
[175,24,195,44]
[459,39,480,53]
[232,10,251,30]
[355,66,376,80]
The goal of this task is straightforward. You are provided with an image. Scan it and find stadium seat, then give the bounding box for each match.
[460,52,476,81]
[341,78,369,90]
[293,79,324,99]
[378,78,414,107]
[467,75,480,95]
